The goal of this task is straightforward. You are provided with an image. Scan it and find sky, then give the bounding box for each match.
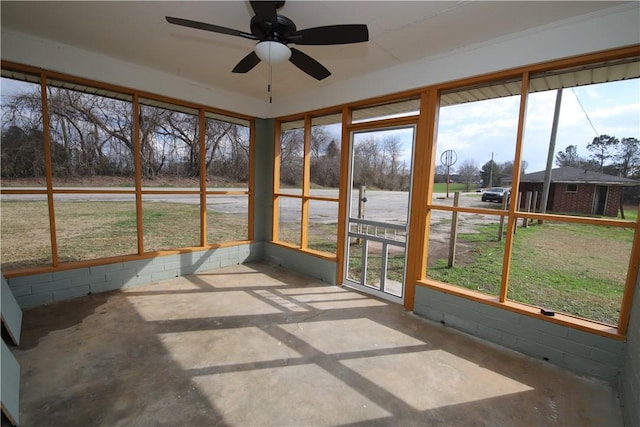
[3,76,639,175]
[434,78,640,174]
[334,78,639,175]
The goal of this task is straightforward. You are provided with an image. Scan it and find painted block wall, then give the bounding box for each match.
[413,285,626,382]
[7,243,263,309]
[619,274,640,426]
[253,119,275,243]
[253,119,339,287]
[264,243,337,286]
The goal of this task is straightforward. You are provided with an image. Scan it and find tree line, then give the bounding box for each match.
[4,82,637,194]
[1,84,250,183]
[279,127,410,191]
[437,134,639,193]
[436,159,528,191]
[555,135,640,178]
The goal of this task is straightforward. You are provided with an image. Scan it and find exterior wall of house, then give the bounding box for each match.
[553,183,621,217]
[606,185,623,217]
[515,183,541,211]
[519,183,622,217]
[551,183,595,215]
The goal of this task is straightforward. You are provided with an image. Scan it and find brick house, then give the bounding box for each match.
[516,166,639,217]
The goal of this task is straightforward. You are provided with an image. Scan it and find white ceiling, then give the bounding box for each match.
[0,1,634,112]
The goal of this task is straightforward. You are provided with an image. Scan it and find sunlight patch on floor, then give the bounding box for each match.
[306,298,388,310]
[276,286,353,295]
[254,289,308,312]
[158,327,302,370]
[341,349,533,411]
[193,364,391,426]
[287,292,369,302]
[279,318,424,354]
[127,291,281,321]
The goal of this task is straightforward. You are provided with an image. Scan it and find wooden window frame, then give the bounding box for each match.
[0,60,255,276]
[271,114,342,261]
[273,45,640,338]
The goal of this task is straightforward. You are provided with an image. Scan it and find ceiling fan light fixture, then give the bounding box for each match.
[255,41,291,64]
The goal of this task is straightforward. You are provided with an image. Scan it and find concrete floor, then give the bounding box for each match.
[13,262,623,426]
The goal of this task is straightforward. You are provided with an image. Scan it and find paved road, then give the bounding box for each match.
[1,187,496,224]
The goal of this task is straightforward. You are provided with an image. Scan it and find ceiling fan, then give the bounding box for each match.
[166,1,369,80]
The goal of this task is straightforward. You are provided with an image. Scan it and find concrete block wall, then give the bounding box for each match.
[264,243,337,285]
[413,285,626,382]
[7,243,263,309]
[619,277,640,426]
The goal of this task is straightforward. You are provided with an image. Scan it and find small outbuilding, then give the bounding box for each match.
[515,166,639,217]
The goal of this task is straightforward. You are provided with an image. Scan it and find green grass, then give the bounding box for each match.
[0,200,250,270]
[432,182,469,193]
[619,205,638,221]
[427,220,633,325]
[347,242,405,286]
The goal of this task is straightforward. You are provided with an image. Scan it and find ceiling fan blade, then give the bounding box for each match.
[232,51,262,73]
[292,25,369,45]
[166,16,257,40]
[250,1,278,24]
[289,48,331,80]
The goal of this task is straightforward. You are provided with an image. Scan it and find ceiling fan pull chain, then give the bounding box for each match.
[268,63,273,104]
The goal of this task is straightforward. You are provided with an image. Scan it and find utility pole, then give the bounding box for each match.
[540,88,563,215]
[488,152,494,187]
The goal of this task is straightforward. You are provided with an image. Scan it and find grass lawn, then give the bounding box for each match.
[432,182,470,193]
[427,216,635,326]
[2,198,636,327]
[0,200,249,270]
[347,243,405,286]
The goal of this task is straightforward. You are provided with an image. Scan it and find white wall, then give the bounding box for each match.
[2,3,638,119]
[0,29,270,118]
[270,2,640,117]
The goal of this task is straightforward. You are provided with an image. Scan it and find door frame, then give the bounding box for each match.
[342,121,418,303]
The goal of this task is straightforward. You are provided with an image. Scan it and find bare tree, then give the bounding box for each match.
[555,145,580,167]
[279,128,304,186]
[352,137,380,188]
[587,134,619,172]
[615,137,640,178]
[457,160,478,191]
[2,80,248,184]
[310,126,330,159]
[1,85,46,179]
[382,136,402,189]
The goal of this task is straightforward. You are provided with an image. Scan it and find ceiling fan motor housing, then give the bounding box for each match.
[250,14,296,42]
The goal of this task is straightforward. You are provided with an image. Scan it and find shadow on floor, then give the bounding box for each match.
[15,262,623,426]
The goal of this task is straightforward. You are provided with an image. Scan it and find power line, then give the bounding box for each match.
[571,88,600,138]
